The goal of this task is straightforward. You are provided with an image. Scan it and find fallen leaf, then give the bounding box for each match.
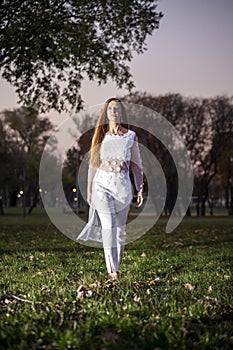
[147,277,160,285]
[197,296,218,304]
[85,290,93,297]
[77,290,93,299]
[223,275,230,280]
[76,284,93,299]
[77,284,90,292]
[4,298,11,304]
[35,271,43,276]
[204,296,218,304]
[180,326,189,334]
[133,295,141,302]
[85,251,95,255]
[133,281,140,288]
[184,283,195,291]
[174,241,184,246]
[89,280,101,288]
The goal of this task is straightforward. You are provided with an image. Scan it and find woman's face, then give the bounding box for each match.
[106,101,122,123]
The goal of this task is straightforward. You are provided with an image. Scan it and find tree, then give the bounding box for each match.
[62,116,95,209]
[2,106,54,213]
[182,96,233,216]
[124,92,191,216]
[0,118,9,215]
[218,143,233,215]
[0,116,23,210]
[207,96,233,215]
[181,97,210,216]
[0,0,163,113]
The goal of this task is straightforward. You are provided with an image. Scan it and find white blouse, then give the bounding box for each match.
[88,129,143,193]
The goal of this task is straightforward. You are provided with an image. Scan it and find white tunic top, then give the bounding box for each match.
[98,129,143,191]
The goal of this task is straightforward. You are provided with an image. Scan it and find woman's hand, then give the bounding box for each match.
[136,190,143,208]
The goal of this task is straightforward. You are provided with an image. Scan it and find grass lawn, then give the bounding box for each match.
[0,208,233,349]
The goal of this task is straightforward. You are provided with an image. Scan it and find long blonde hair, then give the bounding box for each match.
[89,98,128,167]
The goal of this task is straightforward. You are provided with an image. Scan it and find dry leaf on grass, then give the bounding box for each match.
[179,326,189,334]
[133,295,141,302]
[133,281,140,288]
[184,283,195,291]
[76,285,93,299]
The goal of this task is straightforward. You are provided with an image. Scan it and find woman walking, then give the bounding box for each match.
[77,98,144,280]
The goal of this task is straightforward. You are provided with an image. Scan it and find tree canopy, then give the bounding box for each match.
[0,0,163,113]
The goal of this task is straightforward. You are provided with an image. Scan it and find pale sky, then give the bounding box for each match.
[0,0,232,125]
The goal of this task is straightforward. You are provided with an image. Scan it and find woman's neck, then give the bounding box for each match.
[108,122,121,134]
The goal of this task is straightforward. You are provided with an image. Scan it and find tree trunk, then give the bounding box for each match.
[4,185,10,207]
[228,185,233,215]
[28,201,36,215]
[10,191,18,206]
[201,193,207,216]
[166,177,178,216]
[0,197,4,216]
[201,201,206,216]
[208,197,214,216]
[196,197,200,216]
[28,189,39,215]
[225,185,229,210]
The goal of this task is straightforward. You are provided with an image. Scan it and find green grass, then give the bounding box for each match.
[0,209,233,349]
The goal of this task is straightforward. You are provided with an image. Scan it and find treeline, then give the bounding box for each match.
[0,92,232,216]
[64,92,233,216]
[124,92,233,216]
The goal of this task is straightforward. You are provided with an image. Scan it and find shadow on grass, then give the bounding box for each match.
[1,222,233,255]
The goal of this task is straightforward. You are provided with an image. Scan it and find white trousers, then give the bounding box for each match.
[92,169,132,273]
[97,201,129,273]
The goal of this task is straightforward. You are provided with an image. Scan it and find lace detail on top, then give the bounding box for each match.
[100,129,134,162]
[105,130,130,138]
[99,158,129,173]
[88,129,143,193]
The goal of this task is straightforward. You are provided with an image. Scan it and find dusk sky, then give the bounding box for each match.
[0,0,232,124]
